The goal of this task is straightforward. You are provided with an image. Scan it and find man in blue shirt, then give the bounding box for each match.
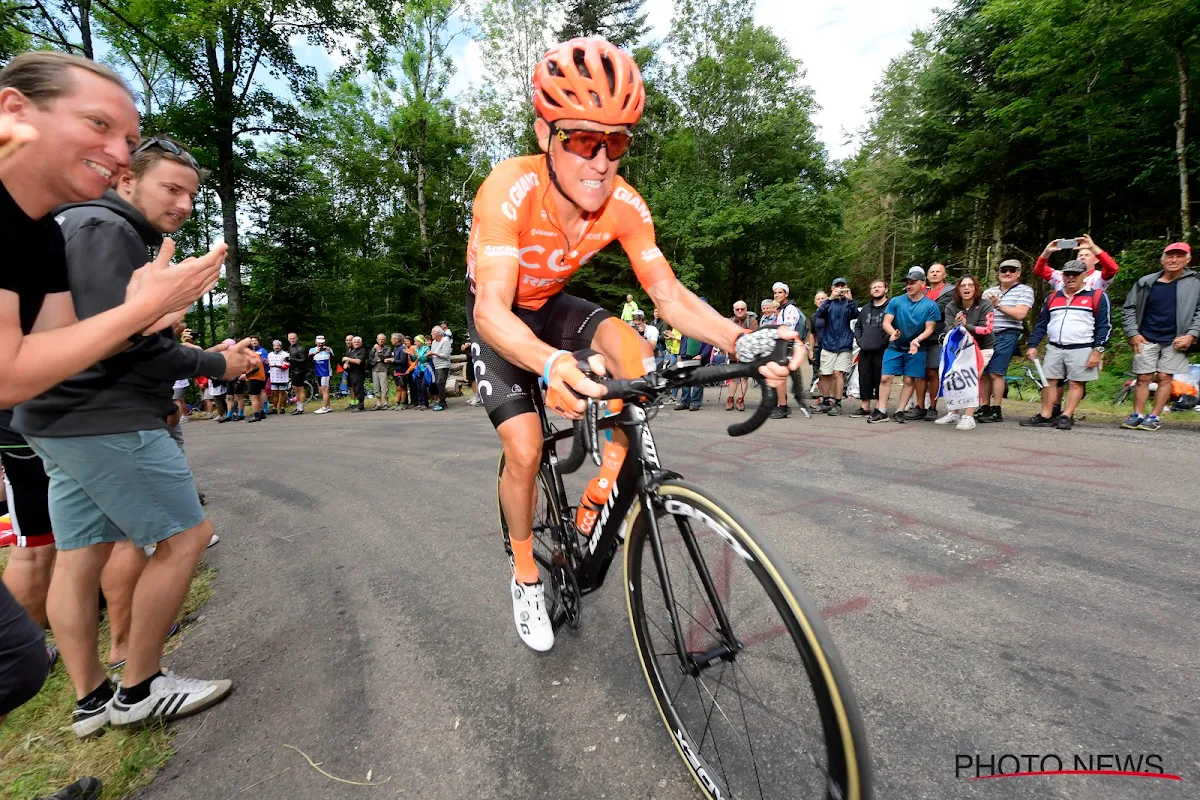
[869,267,941,424]
[309,335,335,414]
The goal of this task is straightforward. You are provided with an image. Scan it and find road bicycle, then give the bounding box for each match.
[495,335,872,799]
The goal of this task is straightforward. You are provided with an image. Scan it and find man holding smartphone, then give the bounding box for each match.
[1034,234,1120,293]
[812,277,858,415]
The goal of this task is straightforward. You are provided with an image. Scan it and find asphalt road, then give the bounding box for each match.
[140,399,1199,800]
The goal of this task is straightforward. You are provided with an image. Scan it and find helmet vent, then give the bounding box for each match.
[589,90,601,108]
[548,60,564,78]
[601,55,617,94]
[540,89,562,108]
[572,47,591,79]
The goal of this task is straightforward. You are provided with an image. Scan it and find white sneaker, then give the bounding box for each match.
[207,533,220,548]
[511,577,554,652]
[934,412,961,425]
[956,416,977,430]
[72,693,113,739]
[110,670,233,728]
[314,406,331,414]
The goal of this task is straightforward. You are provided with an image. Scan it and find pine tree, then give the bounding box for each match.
[556,0,648,48]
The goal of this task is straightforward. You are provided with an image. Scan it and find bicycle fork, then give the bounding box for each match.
[643,489,742,677]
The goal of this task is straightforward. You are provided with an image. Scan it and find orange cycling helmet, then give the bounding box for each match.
[532,38,644,126]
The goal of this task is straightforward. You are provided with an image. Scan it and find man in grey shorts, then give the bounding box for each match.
[13,135,254,738]
[1022,259,1112,431]
[1120,242,1200,431]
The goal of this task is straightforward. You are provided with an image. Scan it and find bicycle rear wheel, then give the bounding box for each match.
[496,454,579,630]
[624,481,871,800]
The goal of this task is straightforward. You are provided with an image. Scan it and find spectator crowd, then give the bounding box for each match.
[632,238,1200,432]
[184,323,476,422]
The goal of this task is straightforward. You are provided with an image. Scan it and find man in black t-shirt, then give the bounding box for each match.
[343,336,368,412]
[0,53,227,409]
[287,332,309,414]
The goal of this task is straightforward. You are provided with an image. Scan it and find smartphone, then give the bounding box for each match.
[1056,238,1078,250]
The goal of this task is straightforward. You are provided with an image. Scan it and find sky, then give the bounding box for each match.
[296,1,939,160]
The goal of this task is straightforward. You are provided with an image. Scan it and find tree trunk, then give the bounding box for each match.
[216,154,242,337]
[78,0,93,60]
[989,209,1003,286]
[1176,42,1191,240]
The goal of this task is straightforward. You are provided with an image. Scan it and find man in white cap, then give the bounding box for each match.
[768,282,808,419]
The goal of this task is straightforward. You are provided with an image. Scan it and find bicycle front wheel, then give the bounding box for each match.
[624,481,871,800]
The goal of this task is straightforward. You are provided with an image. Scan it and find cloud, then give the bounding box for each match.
[642,0,937,159]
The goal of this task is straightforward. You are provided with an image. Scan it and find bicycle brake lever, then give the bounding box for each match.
[586,399,602,467]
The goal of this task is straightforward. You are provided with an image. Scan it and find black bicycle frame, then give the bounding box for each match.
[532,390,741,672]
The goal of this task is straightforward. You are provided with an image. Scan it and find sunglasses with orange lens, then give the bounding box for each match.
[554,127,633,160]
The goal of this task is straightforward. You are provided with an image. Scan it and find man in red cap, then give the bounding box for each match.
[1119,242,1199,430]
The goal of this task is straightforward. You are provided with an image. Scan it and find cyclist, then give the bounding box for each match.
[467,37,804,652]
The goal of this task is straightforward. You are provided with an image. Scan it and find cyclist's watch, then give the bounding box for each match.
[1093,347,1105,353]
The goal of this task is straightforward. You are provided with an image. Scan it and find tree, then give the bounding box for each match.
[95,0,381,337]
[555,0,647,49]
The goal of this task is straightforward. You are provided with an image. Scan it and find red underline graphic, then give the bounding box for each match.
[968,770,1182,781]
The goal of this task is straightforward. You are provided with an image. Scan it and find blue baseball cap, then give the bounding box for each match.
[832,276,848,286]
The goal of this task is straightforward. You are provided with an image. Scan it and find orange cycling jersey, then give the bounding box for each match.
[467,155,675,310]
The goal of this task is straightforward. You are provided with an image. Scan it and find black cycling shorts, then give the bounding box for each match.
[466,291,612,428]
[227,378,247,394]
[1,448,53,547]
[0,582,48,716]
[246,379,266,396]
[290,371,309,388]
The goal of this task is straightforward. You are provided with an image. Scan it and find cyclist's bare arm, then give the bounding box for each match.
[0,240,225,408]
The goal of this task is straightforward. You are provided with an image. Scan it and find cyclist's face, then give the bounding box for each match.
[1078,248,1097,270]
[927,264,945,284]
[772,288,787,304]
[538,117,628,213]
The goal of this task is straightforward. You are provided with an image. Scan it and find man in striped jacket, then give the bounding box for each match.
[1021,260,1112,430]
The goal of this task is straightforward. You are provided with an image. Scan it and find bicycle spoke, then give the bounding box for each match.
[643,573,721,646]
[731,660,766,800]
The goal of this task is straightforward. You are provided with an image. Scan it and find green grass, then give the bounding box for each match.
[0,552,217,800]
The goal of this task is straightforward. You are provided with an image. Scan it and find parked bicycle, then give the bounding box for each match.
[496,336,872,800]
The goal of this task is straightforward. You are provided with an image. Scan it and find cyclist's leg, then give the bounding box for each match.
[1,449,56,628]
[465,295,543,580]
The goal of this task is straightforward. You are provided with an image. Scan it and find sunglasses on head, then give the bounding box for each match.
[553,125,633,160]
[133,137,200,171]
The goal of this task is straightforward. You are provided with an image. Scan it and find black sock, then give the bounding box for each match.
[78,679,114,709]
[118,671,162,705]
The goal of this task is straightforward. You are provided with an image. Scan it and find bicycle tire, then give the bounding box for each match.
[624,480,871,800]
[1114,385,1132,405]
[496,454,575,629]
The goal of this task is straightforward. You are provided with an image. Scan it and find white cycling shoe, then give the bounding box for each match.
[511,577,555,652]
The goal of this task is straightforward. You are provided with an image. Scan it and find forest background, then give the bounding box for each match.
[2,0,1197,347]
